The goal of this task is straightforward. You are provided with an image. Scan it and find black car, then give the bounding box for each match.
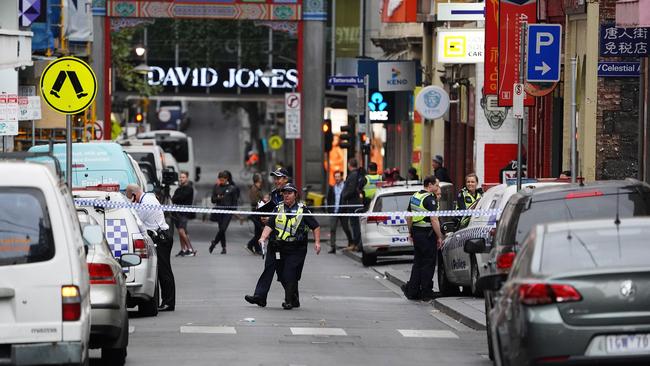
[467,179,650,360]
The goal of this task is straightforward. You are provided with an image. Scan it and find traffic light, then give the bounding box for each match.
[323,119,333,152]
[360,133,370,155]
[135,112,144,123]
[339,124,355,150]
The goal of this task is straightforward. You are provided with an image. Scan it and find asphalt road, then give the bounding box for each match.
[90,220,491,366]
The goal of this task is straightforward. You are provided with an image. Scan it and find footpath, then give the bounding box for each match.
[343,250,487,331]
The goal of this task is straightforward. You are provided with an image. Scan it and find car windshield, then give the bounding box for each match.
[0,188,54,266]
[540,225,650,273]
[373,193,412,212]
[156,138,189,163]
[129,152,156,169]
[516,190,650,244]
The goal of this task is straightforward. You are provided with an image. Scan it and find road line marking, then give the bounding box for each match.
[128,326,135,334]
[397,329,459,339]
[290,327,347,336]
[180,326,237,334]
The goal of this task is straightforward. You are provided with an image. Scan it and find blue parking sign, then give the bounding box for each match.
[527,24,562,83]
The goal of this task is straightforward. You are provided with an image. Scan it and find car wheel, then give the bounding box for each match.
[138,284,159,317]
[437,255,459,296]
[361,250,377,266]
[485,295,495,361]
[470,257,483,297]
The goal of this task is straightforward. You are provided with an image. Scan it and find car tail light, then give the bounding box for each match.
[367,216,389,223]
[565,190,603,200]
[87,263,116,284]
[61,285,81,321]
[134,238,148,258]
[519,283,582,306]
[496,251,516,270]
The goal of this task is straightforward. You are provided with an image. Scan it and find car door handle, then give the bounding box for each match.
[0,288,15,299]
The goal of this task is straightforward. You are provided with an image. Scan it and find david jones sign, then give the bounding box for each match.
[148,67,298,89]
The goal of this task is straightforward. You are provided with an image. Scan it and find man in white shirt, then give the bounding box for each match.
[126,184,175,312]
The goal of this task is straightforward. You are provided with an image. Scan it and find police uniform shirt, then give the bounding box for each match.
[137,193,169,231]
[267,203,319,242]
[408,190,438,225]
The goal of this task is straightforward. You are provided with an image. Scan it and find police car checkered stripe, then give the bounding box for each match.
[105,218,130,273]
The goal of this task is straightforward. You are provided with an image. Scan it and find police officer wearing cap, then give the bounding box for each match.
[455,173,483,211]
[244,168,292,308]
[402,176,443,301]
[247,183,321,309]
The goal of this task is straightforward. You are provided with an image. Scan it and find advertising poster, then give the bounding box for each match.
[484,0,499,95]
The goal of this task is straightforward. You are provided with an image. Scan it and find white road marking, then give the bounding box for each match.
[128,326,135,334]
[398,329,459,339]
[290,327,347,336]
[180,326,237,334]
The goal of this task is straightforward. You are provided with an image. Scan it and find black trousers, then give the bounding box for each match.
[343,216,362,248]
[213,214,233,248]
[154,233,176,307]
[329,216,352,249]
[253,244,279,301]
[246,216,263,253]
[277,244,307,304]
[405,228,436,299]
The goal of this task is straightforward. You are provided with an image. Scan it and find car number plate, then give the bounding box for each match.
[606,334,650,354]
[397,226,409,234]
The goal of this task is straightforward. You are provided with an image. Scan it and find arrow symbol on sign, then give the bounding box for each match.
[535,62,551,75]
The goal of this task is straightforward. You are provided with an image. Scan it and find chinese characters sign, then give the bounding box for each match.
[484,0,499,95]
[600,24,649,57]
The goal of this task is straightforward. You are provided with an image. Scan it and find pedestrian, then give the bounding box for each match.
[209,171,239,254]
[432,155,452,184]
[326,170,352,254]
[172,171,196,257]
[256,183,321,310]
[243,168,291,307]
[342,158,364,252]
[362,162,382,207]
[246,173,265,255]
[407,167,419,181]
[455,173,483,211]
[125,184,176,311]
[390,167,405,182]
[402,176,444,301]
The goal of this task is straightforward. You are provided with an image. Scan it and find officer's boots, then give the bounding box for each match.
[282,282,298,310]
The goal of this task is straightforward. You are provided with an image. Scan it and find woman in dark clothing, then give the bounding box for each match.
[172,171,196,256]
[246,173,265,255]
[210,170,240,254]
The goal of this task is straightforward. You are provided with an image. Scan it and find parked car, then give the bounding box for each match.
[359,181,454,266]
[74,187,160,317]
[473,179,650,361]
[78,210,141,365]
[0,159,90,365]
[438,180,567,296]
[488,217,650,365]
[136,130,201,182]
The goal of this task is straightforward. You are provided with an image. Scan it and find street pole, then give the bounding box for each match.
[66,114,72,188]
[516,21,527,192]
[570,56,577,184]
[364,74,370,170]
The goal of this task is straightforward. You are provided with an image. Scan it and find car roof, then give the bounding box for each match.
[375,181,453,195]
[137,130,188,139]
[73,190,128,202]
[0,160,60,187]
[542,217,650,234]
[510,179,649,203]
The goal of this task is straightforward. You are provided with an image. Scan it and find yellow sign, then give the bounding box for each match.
[40,57,97,115]
[268,135,283,150]
[444,36,466,58]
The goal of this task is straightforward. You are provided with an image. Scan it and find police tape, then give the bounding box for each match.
[73,198,501,218]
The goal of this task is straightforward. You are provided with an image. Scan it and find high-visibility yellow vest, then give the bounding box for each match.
[409,191,434,228]
[274,203,306,242]
[456,189,482,210]
[363,174,382,200]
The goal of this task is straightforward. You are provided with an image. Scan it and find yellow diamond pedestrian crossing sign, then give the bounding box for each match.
[40,57,97,115]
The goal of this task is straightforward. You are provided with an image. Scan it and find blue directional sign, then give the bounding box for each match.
[327,76,365,87]
[526,24,562,83]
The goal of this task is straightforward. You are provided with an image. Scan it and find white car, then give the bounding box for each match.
[136,130,201,182]
[73,188,159,317]
[0,160,91,365]
[360,182,454,266]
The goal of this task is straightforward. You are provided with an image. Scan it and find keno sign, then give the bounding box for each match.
[415,86,450,120]
[437,29,485,64]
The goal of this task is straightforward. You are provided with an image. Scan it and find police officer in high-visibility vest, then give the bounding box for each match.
[402,176,444,301]
[362,162,382,206]
[254,183,321,310]
[455,173,483,211]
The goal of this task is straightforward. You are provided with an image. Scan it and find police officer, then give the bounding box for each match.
[455,173,483,211]
[244,168,292,308]
[402,176,443,301]
[248,183,321,310]
[362,162,382,207]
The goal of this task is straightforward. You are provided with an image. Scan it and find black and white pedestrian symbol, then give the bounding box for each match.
[49,71,89,99]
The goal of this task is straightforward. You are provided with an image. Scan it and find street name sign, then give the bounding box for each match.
[327,76,364,87]
[597,62,641,77]
[40,57,97,114]
[527,24,562,82]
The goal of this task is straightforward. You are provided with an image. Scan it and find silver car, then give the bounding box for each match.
[488,217,650,365]
[78,210,141,365]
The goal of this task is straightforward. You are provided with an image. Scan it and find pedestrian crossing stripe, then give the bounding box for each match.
[179,326,237,334]
[397,329,459,338]
[290,328,347,336]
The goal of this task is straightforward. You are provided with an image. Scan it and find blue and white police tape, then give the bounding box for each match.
[73,198,501,218]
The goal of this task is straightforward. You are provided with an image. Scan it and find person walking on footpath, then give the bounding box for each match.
[402,176,444,301]
[210,171,239,254]
[326,170,352,254]
[432,155,452,184]
[125,184,176,312]
[341,158,364,252]
[172,171,196,257]
[246,173,265,255]
[254,183,320,310]
[243,168,291,307]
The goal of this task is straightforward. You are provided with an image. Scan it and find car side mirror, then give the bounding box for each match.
[476,273,508,292]
[119,253,142,267]
[162,169,178,185]
[464,238,487,254]
[195,166,201,182]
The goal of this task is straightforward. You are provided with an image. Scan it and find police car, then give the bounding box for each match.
[438,180,567,296]
[360,181,454,266]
